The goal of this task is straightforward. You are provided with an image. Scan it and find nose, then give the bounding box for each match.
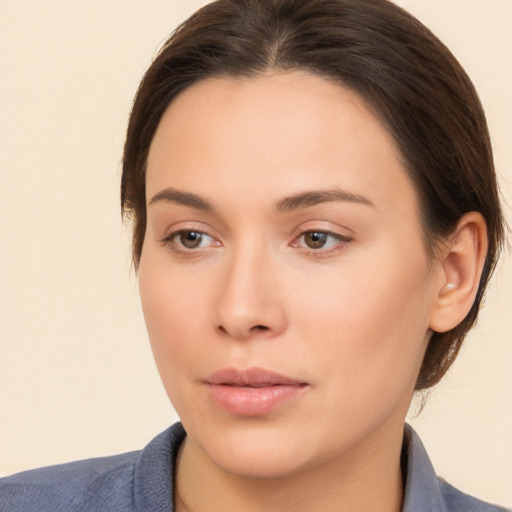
[213,245,287,341]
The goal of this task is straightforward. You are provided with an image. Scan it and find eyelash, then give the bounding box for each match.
[292,230,352,257]
[159,230,218,254]
[160,229,352,257]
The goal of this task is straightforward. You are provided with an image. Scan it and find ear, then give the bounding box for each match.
[429,212,488,333]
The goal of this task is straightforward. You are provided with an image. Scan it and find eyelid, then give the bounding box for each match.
[290,224,353,256]
[291,230,351,246]
[159,220,220,241]
[159,224,222,254]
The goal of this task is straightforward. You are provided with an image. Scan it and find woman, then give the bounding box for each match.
[1,0,508,510]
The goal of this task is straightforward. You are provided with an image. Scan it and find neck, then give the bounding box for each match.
[174,423,405,512]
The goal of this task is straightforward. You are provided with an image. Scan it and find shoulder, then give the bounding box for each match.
[403,424,509,512]
[0,423,186,512]
[437,479,510,512]
[0,451,139,512]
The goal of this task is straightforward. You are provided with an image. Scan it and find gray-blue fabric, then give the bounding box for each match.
[0,423,508,511]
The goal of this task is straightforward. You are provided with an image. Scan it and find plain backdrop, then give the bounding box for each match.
[1,0,511,508]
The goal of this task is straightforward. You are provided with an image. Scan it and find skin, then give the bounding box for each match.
[138,71,486,512]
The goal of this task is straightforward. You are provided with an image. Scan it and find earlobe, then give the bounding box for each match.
[429,212,488,333]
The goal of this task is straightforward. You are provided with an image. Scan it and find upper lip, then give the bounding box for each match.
[205,367,306,387]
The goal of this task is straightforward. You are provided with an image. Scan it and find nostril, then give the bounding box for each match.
[216,323,270,339]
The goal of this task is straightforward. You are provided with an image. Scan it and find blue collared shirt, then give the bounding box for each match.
[0,423,508,511]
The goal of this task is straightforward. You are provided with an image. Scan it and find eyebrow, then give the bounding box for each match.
[274,189,376,212]
[148,187,375,212]
[149,188,214,211]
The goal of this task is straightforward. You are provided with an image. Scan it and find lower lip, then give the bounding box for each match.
[207,384,306,416]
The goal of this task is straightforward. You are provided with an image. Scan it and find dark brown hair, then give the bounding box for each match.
[122,0,505,389]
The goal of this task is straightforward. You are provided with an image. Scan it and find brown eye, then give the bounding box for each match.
[179,231,204,249]
[303,231,328,249]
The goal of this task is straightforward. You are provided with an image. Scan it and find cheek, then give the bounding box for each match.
[138,252,211,379]
[138,260,218,422]
[288,246,432,394]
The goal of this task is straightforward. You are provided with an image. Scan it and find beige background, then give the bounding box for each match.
[1,0,511,507]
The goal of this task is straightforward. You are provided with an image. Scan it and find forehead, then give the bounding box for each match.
[146,71,418,220]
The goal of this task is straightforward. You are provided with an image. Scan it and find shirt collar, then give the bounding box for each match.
[402,423,449,512]
[133,422,449,512]
[133,423,185,512]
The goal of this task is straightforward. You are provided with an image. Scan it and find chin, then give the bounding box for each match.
[185,415,321,479]
[211,439,314,479]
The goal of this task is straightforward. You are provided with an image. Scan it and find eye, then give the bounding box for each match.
[292,230,351,254]
[178,230,208,249]
[303,231,331,249]
[161,229,219,252]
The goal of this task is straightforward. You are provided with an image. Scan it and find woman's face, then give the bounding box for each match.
[139,72,442,478]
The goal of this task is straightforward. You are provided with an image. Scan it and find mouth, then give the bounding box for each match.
[204,367,308,416]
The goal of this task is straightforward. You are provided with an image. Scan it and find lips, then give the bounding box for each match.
[204,367,308,416]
